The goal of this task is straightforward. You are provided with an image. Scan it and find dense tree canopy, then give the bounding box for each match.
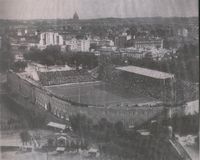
[0,35,13,72]
[24,46,98,69]
[11,61,27,72]
[69,112,199,160]
[24,43,198,82]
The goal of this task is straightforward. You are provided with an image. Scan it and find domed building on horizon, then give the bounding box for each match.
[73,12,79,20]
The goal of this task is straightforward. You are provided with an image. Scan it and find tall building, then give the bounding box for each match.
[114,35,127,48]
[73,12,79,20]
[39,32,64,46]
[66,38,90,52]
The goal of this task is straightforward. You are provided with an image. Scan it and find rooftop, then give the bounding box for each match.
[116,65,174,80]
[47,122,66,130]
[38,65,73,72]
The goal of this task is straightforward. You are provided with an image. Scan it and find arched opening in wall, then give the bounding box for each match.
[47,102,52,112]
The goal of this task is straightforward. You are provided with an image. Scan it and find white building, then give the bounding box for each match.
[90,38,114,47]
[120,48,145,59]
[39,32,64,46]
[17,30,22,36]
[178,28,188,37]
[66,38,90,52]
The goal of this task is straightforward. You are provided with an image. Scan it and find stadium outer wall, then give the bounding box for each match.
[6,71,166,128]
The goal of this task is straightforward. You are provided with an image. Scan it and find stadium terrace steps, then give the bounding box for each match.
[38,69,96,86]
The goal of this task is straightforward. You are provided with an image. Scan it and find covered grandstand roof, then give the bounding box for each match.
[47,122,66,130]
[116,66,174,80]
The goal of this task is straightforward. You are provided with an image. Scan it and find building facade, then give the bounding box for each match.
[39,32,64,46]
[128,38,164,49]
[66,38,90,52]
[114,35,127,48]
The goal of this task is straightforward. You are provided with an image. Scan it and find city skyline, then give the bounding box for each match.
[0,0,198,20]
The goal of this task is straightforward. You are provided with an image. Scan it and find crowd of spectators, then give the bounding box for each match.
[99,65,172,102]
[38,69,96,86]
[99,64,198,105]
[175,80,199,103]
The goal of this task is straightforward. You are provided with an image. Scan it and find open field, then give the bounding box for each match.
[46,82,157,106]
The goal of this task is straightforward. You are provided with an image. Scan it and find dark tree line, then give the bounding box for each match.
[0,35,14,72]
[69,114,144,159]
[163,113,199,135]
[24,46,98,69]
[20,130,31,145]
[69,112,199,159]
[24,43,198,82]
[11,61,27,72]
[69,114,126,141]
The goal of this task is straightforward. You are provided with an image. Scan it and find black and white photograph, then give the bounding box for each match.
[0,0,199,160]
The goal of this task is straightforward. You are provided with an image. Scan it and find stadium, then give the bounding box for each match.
[8,63,192,127]
[38,64,175,108]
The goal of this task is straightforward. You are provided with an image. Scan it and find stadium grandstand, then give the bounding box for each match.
[116,66,174,80]
[38,69,96,86]
[111,65,197,105]
[27,61,197,106]
[97,66,175,104]
[24,62,96,86]
[113,65,176,104]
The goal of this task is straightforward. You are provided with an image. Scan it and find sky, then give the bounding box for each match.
[0,0,198,19]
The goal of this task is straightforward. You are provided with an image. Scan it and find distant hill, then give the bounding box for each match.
[0,17,198,26]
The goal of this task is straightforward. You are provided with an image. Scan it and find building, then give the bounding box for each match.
[66,38,90,52]
[178,28,189,37]
[17,29,23,36]
[128,37,164,49]
[73,12,79,20]
[90,38,114,47]
[39,32,64,46]
[119,48,146,59]
[115,35,163,49]
[114,35,127,48]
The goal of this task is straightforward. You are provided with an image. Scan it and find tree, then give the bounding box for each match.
[20,130,31,145]
[11,61,27,72]
[24,47,41,62]
[0,35,13,72]
[47,138,54,147]
[114,121,125,136]
[69,114,93,135]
